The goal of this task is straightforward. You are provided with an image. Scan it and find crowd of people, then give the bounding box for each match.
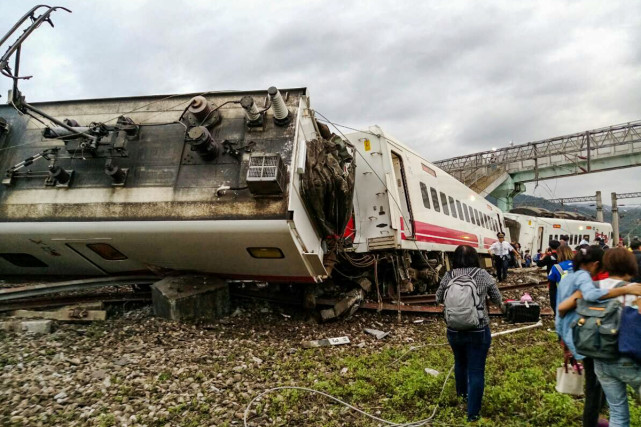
[436,235,641,425]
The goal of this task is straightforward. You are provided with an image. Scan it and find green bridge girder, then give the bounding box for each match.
[490,152,641,210]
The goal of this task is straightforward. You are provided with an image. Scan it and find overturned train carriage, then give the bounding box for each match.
[0,87,509,305]
[0,88,354,282]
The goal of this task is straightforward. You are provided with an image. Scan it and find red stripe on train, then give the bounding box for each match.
[401,219,479,245]
[483,237,498,249]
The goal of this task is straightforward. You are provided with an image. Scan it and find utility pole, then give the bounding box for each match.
[595,191,603,222]
[611,192,619,245]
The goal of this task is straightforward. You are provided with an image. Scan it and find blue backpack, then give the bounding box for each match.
[619,305,641,362]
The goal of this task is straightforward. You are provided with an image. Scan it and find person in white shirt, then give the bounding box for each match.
[488,232,520,282]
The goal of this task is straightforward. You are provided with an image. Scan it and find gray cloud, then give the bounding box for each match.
[1,0,639,199]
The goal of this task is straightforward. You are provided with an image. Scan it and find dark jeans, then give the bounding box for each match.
[446,326,492,421]
[493,255,508,281]
[549,281,557,314]
[583,357,606,427]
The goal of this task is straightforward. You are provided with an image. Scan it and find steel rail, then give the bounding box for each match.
[397,280,548,305]
[0,275,158,302]
[0,292,151,312]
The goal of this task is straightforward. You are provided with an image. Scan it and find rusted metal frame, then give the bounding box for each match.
[397,280,548,305]
[0,275,158,302]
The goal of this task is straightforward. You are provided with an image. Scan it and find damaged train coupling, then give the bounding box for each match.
[307,247,445,321]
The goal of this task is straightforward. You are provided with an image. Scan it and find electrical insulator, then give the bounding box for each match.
[240,96,261,123]
[267,86,291,126]
[186,126,222,160]
[105,164,127,185]
[188,96,212,122]
[49,165,70,185]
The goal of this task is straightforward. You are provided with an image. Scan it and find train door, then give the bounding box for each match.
[537,226,545,251]
[390,152,414,237]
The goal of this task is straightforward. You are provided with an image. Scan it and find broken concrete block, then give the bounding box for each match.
[364,328,390,340]
[152,276,229,322]
[21,320,53,334]
[320,308,336,322]
[333,289,363,317]
[0,320,53,334]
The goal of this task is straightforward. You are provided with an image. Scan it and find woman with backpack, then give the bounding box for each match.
[558,248,641,427]
[556,246,641,427]
[436,245,504,422]
[547,246,574,314]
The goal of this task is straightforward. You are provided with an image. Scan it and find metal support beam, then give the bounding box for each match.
[548,191,641,204]
[489,176,525,211]
[611,192,619,245]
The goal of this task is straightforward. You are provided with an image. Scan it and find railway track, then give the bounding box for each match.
[397,280,549,305]
[0,292,151,312]
[0,275,158,302]
[0,277,552,317]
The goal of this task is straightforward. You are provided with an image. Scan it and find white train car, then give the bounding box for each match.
[0,89,508,295]
[0,88,337,283]
[345,126,505,257]
[504,211,613,256]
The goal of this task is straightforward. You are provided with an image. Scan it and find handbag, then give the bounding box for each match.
[618,305,641,362]
[555,358,584,396]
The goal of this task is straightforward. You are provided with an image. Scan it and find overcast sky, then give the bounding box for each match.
[1,1,639,204]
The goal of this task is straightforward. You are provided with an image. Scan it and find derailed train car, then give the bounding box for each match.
[0,88,355,283]
[0,86,509,296]
[504,210,613,255]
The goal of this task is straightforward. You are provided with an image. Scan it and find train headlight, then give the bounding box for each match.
[247,247,284,259]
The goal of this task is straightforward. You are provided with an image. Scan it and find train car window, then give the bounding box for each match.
[474,209,481,226]
[440,192,449,215]
[456,200,464,220]
[554,234,558,241]
[483,214,488,229]
[86,243,128,260]
[420,182,430,209]
[469,206,476,225]
[495,219,499,232]
[0,253,48,267]
[448,196,457,218]
[462,203,471,223]
[430,188,440,212]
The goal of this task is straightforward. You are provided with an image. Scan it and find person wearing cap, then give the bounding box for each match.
[488,232,520,282]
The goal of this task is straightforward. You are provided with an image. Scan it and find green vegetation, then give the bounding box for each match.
[253,325,639,426]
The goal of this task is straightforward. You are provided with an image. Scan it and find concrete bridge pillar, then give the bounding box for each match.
[488,176,526,211]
